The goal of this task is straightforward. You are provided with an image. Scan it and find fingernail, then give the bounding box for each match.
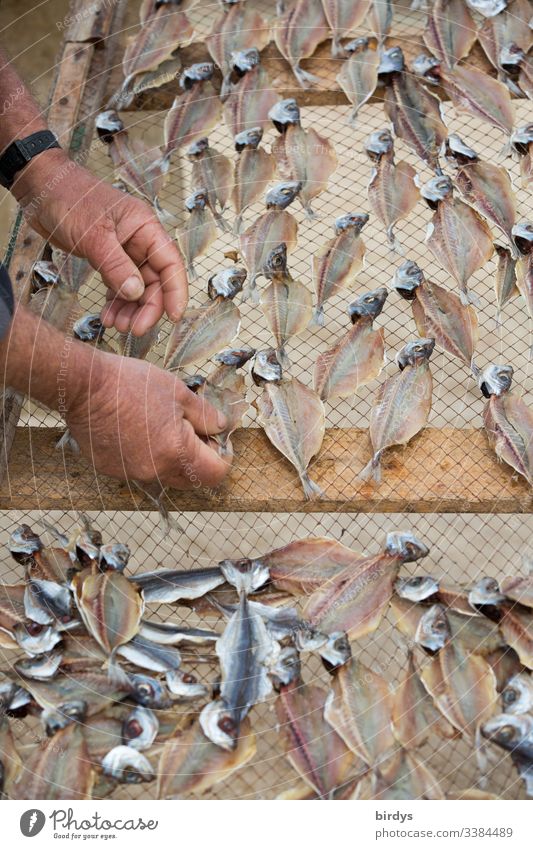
[216,411,228,429]
[121,276,144,299]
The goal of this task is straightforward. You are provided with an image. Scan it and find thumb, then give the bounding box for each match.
[89,235,145,301]
[177,382,227,436]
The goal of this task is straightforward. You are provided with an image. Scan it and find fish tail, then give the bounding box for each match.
[220,74,232,101]
[498,139,512,162]
[222,559,268,594]
[359,452,382,483]
[470,358,481,379]
[233,212,244,235]
[187,262,198,282]
[300,472,324,501]
[331,38,345,59]
[243,278,260,305]
[277,345,290,368]
[56,429,80,454]
[459,287,480,308]
[310,306,325,328]
[387,225,404,254]
[214,211,231,233]
[293,63,320,90]
[303,202,318,220]
[154,198,177,226]
[494,309,503,330]
[348,106,359,127]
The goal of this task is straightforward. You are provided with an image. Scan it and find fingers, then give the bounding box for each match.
[170,420,230,490]
[176,381,227,435]
[89,234,145,302]
[141,225,188,323]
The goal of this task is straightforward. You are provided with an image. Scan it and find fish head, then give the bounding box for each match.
[166,669,208,699]
[334,212,369,235]
[421,175,453,209]
[500,43,525,74]
[364,129,394,161]
[9,524,43,561]
[73,313,106,343]
[478,364,514,398]
[219,558,270,593]
[345,36,371,55]
[215,346,256,368]
[130,674,172,709]
[230,47,260,76]
[186,137,209,159]
[270,646,301,690]
[320,631,352,672]
[102,745,155,783]
[392,260,425,300]
[43,701,87,736]
[411,53,441,84]
[179,62,214,90]
[396,338,435,370]
[185,189,208,212]
[264,243,288,279]
[199,700,239,751]
[481,714,533,755]
[415,604,451,652]
[512,222,533,257]
[268,98,301,133]
[31,260,60,291]
[265,181,301,209]
[502,675,533,715]
[348,287,388,322]
[95,110,124,143]
[14,623,62,656]
[251,349,283,385]
[122,706,159,750]
[378,46,405,76]
[395,575,439,602]
[234,126,263,152]
[99,543,131,573]
[386,532,429,562]
[183,374,206,392]
[468,577,505,607]
[295,622,327,653]
[207,266,247,300]
[443,134,479,167]
[511,124,533,156]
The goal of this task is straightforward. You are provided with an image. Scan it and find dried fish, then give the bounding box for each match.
[240,181,300,302]
[232,132,275,237]
[102,745,155,784]
[502,574,533,608]
[444,134,516,254]
[336,37,380,126]
[15,725,94,800]
[223,50,278,136]
[263,536,366,595]
[188,138,233,233]
[163,64,222,159]
[117,634,182,673]
[52,248,94,295]
[395,575,439,602]
[0,717,22,798]
[314,287,387,402]
[274,0,330,88]
[511,124,533,188]
[15,651,63,682]
[312,212,368,325]
[157,717,256,798]
[134,566,225,603]
[253,350,325,500]
[177,189,218,280]
[481,713,533,796]
[494,245,519,324]
[276,679,355,797]
[270,99,337,218]
[499,603,533,669]
[421,175,494,305]
[164,270,243,370]
[501,673,533,714]
[358,748,444,800]
[416,603,451,652]
[324,657,395,766]
[122,706,159,750]
[513,222,533,323]
[72,571,144,656]
[479,0,533,94]
[206,4,270,96]
[14,623,63,657]
[393,260,479,372]
[260,243,313,365]
[321,0,371,57]
[423,0,477,68]
[365,129,418,251]
[304,532,429,638]
[392,652,455,748]
[381,48,447,173]
[465,0,508,15]
[479,364,533,487]
[24,579,73,628]
[369,0,393,44]
[361,339,434,483]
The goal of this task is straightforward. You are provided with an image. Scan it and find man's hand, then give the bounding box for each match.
[12,149,187,336]
[65,349,229,489]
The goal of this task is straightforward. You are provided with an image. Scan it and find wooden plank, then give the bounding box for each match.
[64,0,116,45]
[2,426,532,514]
[47,42,95,145]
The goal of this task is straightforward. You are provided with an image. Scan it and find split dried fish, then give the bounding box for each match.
[423,0,477,68]
[381,48,447,173]
[102,745,155,784]
[304,532,429,638]
[465,0,508,16]
[358,748,444,800]
[206,4,270,96]
[365,129,418,251]
[15,725,94,800]
[72,570,144,656]
[0,717,22,798]
[223,50,278,137]
[513,223,533,323]
[157,717,256,798]
[369,0,393,44]
[163,64,222,159]
[14,651,63,682]
[336,37,380,126]
[361,339,434,483]
[395,575,439,602]
[260,243,313,365]
[164,268,244,370]
[511,124,533,188]
[312,212,368,325]
[270,99,337,218]
[240,181,300,302]
[502,574,533,608]
[188,138,233,233]
[421,175,494,305]
[494,245,519,324]
[274,0,330,88]
[481,713,533,796]
[177,189,218,280]
[499,602,533,669]
[393,260,479,372]
[263,536,366,595]
[392,652,455,748]
[253,350,325,500]
[478,0,533,94]
[231,127,275,234]
[314,287,387,402]
[321,0,371,57]
[134,566,224,603]
[479,364,533,487]
[501,673,533,714]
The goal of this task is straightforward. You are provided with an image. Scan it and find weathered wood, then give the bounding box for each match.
[64,0,116,45]
[2,426,531,514]
[47,42,95,145]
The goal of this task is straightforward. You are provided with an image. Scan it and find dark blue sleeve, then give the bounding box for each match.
[0,264,14,340]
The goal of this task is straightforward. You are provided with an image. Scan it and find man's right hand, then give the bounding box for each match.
[64,347,230,490]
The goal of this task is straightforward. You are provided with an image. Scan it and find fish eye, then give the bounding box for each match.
[413,345,423,353]
[25,622,44,636]
[411,577,424,586]
[434,620,446,631]
[136,683,153,697]
[126,719,143,738]
[219,716,236,734]
[499,725,516,741]
[364,296,376,303]
[182,673,197,684]
[503,689,517,704]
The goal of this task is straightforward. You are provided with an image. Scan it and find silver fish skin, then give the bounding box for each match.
[482,713,533,762]
[468,577,505,608]
[260,242,313,365]
[139,620,219,645]
[165,669,208,699]
[117,634,182,673]
[122,706,159,751]
[23,580,73,628]
[132,567,225,603]
[199,699,241,751]
[14,651,63,681]
[129,674,173,709]
[99,543,131,573]
[360,339,434,483]
[14,624,62,657]
[102,745,155,783]
[336,37,380,126]
[312,212,368,325]
[73,314,107,345]
[465,0,508,15]
[395,575,439,602]
[9,525,43,559]
[501,674,533,715]
[510,124,533,188]
[415,603,452,652]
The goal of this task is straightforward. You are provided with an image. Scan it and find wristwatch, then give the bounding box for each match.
[0,130,61,189]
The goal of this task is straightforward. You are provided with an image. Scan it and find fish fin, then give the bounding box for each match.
[133,481,184,536]
[214,211,231,233]
[220,74,232,101]
[470,359,480,379]
[220,559,269,594]
[187,262,198,282]
[459,288,480,308]
[348,107,359,128]
[277,346,290,368]
[386,225,404,254]
[233,213,244,235]
[300,473,324,501]
[242,278,260,305]
[56,430,80,454]
[154,198,177,226]
[292,63,320,89]
[359,452,382,483]
[310,306,325,328]
[331,39,345,59]
[303,202,318,220]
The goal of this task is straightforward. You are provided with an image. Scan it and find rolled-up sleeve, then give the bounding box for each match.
[0,264,14,340]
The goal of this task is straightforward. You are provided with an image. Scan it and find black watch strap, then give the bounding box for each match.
[0,130,61,189]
